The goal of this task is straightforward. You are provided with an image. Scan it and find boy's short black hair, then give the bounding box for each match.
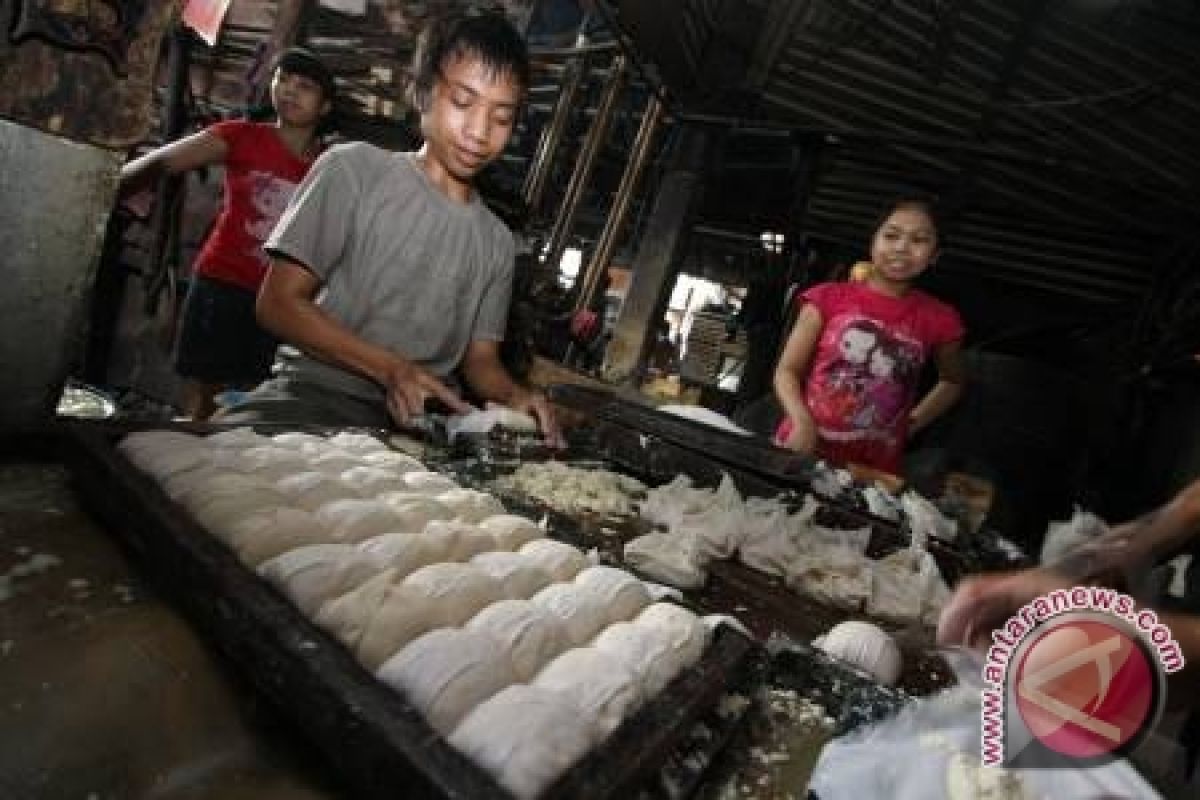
[408,10,531,111]
[276,47,336,100]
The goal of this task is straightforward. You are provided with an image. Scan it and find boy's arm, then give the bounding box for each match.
[460,340,563,447]
[773,304,823,452]
[119,129,228,196]
[256,257,468,425]
[908,338,966,434]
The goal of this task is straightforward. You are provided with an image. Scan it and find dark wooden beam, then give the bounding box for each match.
[942,0,1048,220]
[604,128,711,385]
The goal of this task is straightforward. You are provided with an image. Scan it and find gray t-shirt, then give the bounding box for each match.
[265,142,514,404]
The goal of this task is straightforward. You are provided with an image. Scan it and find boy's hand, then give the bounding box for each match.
[508,388,564,449]
[381,358,469,427]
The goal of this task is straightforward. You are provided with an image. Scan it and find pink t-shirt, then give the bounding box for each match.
[775,281,964,473]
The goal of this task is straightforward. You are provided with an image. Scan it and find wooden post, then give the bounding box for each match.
[603,128,710,386]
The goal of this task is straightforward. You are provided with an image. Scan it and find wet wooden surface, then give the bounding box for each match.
[696,562,954,696]
[0,460,344,800]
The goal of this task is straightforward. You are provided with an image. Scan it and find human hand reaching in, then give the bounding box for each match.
[508,388,565,449]
[936,568,1074,651]
[782,415,819,455]
[381,357,471,427]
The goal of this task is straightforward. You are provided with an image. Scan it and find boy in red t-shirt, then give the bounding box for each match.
[119,48,334,420]
[774,194,966,475]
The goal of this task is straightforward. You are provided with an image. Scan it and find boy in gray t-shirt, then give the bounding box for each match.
[266,144,514,405]
[225,11,560,443]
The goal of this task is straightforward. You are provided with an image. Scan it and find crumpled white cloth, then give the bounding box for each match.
[444,404,539,442]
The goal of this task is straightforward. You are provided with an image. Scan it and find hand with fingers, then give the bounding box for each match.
[783,415,819,455]
[936,568,1074,651]
[380,357,471,428]
[508,387,565,450]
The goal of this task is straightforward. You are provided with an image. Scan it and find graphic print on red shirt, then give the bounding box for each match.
[192,120,318,292]
[809,314,923,436]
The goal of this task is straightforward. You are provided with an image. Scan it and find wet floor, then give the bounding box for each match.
[0,461,344,800]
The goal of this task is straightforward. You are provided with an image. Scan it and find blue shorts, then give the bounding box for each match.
[174,275,277,384]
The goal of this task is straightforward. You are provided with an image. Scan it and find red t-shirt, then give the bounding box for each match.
[775,281,965,473]
[192,120,318,292]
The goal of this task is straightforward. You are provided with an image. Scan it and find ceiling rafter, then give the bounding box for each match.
[941,0,1049,221]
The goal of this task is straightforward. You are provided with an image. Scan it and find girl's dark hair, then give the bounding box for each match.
[276,47,336,101]
[872,192,944,244]
[408,10,531,111]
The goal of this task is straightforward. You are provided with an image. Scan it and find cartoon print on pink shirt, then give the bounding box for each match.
[821,320,878,419]
[810,314,923,439]
[858,338,917,429]
[243,170,299,261]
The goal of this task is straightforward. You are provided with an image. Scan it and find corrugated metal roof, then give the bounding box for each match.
[751,1,1200,302]
[610,0,1200,308]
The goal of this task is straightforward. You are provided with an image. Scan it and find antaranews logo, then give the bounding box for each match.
[979,586,1184,769]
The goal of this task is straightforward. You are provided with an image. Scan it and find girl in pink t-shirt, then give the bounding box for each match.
[773,195,966,475]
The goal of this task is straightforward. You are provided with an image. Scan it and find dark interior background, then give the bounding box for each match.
[88,0,1200,551]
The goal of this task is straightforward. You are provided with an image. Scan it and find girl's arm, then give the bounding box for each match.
[909,338,965,435]
[119,129,229,196]
[773,304,823,452]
